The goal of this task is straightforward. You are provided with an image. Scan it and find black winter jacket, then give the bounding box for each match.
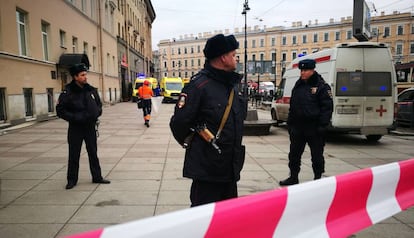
[287,72,333,128]
[56,80,102,126]
[170,63,247,182]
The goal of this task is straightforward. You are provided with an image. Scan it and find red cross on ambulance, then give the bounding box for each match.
[375,105,387,117]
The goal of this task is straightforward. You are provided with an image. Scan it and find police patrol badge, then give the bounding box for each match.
[177,93,187,108]
[91,94,95,100]
[311,87,318,94]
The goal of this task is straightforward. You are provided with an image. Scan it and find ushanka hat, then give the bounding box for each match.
[203,34,239,60]
[69,63,88,76]
[298,59,316,70]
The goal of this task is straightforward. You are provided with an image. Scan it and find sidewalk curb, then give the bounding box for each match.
[389,130,414,136]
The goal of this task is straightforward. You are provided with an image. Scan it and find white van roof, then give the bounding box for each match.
[288,42,390,70]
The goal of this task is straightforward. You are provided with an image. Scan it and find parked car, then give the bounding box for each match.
[396,87,414,127]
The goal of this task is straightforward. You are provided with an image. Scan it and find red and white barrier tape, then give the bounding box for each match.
[66,158,414,238]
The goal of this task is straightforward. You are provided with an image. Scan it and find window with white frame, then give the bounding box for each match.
[313,33,318,42]
[302,35,307,43]
[410,42,414,54]
[60,30,66,48]
[271,37,275,46]
[106,53,110,73]
[281,52,287,62]
[324,32,329,41]
[335,31,341,41]
[91,0,96,20]
[82,0,87,12]
[397,25,404,35]
[396,44,403,55]
[16,9,28,56]
[113,56,115,74]
[92,46,97,71]
[282,36,286,45]
[41,21,50,61]
[292,35,297,44]
[371,27,378,36]
[347,30,352,39]
[384,26,390,37]
[83,42,88,55]
[292,51,297,60]
[72,37,78,53]
[260,39,264,47]
[252,39,256,48]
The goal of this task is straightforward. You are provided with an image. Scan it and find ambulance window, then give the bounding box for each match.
[336,72,392,96]
[276,78,286,98]
[336,72,363,96]
[135,83,143,89]
[364,72,392,96]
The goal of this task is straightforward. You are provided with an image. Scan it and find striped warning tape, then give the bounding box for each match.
[65,158,414,238]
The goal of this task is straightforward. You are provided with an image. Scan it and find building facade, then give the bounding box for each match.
[157,11,414,91]
[0,0,155,127]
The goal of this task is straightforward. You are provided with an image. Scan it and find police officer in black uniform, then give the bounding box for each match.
[56,63,110,189]
[170,34,247,207]
[279,59,333,186]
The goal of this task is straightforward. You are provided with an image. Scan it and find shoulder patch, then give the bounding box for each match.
[177,93,187,108]
[327,89,333,98]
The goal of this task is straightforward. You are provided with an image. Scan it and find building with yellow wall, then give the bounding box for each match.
[156,11,413,91]
[0,0,155,127]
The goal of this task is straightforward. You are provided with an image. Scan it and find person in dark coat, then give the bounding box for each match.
[56,63,110,189]
[279,59,333,186]
[170,34,247,207]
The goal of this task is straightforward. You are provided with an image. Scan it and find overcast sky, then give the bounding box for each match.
[150,0,413,50]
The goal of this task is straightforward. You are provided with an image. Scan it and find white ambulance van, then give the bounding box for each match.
[271,42,397,141]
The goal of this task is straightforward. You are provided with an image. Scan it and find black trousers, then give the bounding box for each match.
[142,99,152,121]
[190,180,238,207]
[67,123,103,183]
[288,126,326,176]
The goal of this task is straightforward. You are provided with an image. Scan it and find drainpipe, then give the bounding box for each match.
[97,0,105,102]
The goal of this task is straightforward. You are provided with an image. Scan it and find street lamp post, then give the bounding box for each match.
[242,0,250,98]
[256,61,261,93]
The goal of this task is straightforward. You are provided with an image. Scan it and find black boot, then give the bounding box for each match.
[279,176,299,186]
[314,173,322,180]
[65,181,77,189]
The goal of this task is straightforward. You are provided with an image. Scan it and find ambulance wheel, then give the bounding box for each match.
[366,135,382,142]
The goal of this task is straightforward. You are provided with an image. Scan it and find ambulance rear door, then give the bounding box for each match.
[333,45,395,135]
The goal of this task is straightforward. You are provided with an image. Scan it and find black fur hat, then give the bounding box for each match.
[69,63,88,76]
[203,34,239,60]
[298,59,316,70]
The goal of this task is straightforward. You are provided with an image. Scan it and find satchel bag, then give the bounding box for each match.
[137,98,143,109]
